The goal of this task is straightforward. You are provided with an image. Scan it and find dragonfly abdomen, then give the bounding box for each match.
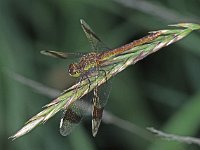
[99,31,161,61]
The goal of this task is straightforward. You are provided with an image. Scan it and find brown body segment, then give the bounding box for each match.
[98,32,162,62]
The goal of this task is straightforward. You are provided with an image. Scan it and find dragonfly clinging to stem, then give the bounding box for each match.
[41,19,161,137]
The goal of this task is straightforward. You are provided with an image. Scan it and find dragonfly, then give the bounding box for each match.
[41,19,161,137]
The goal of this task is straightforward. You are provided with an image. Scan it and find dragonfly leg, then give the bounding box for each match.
[99,69,108,82]
[68,77,84,106]
[85,74,92,93]
[69,73,91,104]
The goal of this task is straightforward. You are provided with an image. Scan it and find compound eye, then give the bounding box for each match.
[68,64,74,74]
[68,63,80,77]
[75,71,79,75]
[72,71,80,77]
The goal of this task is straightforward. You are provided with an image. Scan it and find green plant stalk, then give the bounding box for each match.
[10,23,200,140]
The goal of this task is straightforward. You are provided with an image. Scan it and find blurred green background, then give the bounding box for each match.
[1,0,200,150]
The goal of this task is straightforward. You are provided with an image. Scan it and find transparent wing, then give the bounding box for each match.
[59,95,93,136]
[80,19,110,51]
[41,50,87,59]
[59,98,91,136]
[92,79,112,137]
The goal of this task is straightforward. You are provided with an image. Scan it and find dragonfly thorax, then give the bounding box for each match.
[68,52,99,78]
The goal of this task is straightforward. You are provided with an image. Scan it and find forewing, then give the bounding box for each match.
[80,19,110,51]
[41,50,86,59]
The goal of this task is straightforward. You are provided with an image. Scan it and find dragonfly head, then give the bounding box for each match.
[68,63,81,77]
